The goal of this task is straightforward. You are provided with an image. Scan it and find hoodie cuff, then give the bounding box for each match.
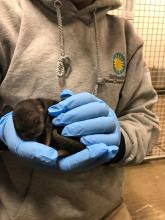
[110,132,126,163]
[0,140,8,151]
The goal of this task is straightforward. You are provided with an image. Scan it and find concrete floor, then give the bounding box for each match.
[123,160,165,220]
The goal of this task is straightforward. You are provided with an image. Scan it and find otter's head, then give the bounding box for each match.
[13,99,46,141]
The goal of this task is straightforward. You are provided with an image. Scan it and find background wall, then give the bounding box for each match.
[133,0,165,68]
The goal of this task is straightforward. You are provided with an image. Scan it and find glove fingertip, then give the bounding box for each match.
[60,89,74,100]
[51,118,56,126]
[58,160,71,172]
[58,151,83,172]
[80,136,90,146]
[48,106,63,117]
[108,145,119,159]
[61,126,72,136]
[58,148,94,172]
[48,106,56,116]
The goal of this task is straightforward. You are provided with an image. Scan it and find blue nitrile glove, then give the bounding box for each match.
[0,112,58,168]
[48,90,121,172]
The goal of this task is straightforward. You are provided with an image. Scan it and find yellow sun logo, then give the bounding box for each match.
[113,53,126,75]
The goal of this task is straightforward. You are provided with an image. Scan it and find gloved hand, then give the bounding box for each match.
[48,90,121,172]
[0,112,58,168]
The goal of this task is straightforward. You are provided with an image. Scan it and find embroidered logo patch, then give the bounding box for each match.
[113,52,126,76]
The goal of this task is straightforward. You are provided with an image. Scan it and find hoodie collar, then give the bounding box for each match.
[39,0,122,24]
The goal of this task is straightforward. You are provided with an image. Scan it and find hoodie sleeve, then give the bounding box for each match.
[0,0,22,151]
[116,20,160,164]
[0,0,22,82]
[0,43,6,83]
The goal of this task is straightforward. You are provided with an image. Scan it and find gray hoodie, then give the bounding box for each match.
[0,0,160,219]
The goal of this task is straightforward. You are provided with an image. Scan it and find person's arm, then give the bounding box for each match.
[0,42,7,152]
[0,2,59,168]
[47,20,160,172]
[0,105,13,151]
[0,0,22,151]
[116,47,160,164]
[0,0,22,74]
[116,20,160,164]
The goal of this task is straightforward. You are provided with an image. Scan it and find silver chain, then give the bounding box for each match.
[54,0,71,77]
[54,1,103,94]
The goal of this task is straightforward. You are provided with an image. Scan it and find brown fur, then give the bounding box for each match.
[1,99,85,156]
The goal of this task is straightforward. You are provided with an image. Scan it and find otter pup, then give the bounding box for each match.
[0,99,84,156]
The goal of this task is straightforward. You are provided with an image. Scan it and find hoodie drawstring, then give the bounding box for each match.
[93,9,104,95]
[54,0,72,78]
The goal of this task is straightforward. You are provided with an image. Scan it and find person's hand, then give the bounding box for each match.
[0,112,58,168]
[48,90,121,172]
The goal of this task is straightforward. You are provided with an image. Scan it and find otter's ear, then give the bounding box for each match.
[36,98,47,113]
[0,105,13,117]
[37,98,58,112]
